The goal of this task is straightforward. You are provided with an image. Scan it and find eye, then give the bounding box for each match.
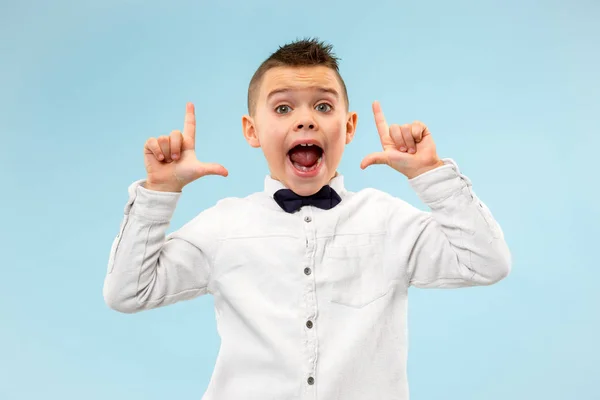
[275,105,292,114]
[315,103,332,113]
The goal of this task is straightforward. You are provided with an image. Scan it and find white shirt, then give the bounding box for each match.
[103,158,511,400]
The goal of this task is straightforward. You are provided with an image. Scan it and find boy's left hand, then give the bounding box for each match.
[360,101,444,179]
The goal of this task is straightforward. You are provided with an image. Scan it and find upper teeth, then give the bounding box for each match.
[300,143,314,147]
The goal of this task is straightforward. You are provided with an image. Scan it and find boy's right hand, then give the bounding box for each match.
[143,102,228,192]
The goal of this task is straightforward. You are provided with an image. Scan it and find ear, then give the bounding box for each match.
[242,114,261,148]
[345,111,358,144]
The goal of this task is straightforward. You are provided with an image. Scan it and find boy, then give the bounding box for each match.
[104,38,511,400]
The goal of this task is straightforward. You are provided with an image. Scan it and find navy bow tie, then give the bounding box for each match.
[273,185,341,213]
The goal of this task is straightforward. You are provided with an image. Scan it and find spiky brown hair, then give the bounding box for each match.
[247,38,349,115]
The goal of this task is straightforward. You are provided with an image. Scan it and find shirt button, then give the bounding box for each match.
[306,320,313,329]
[307,377,314,385]
[304,216,312,223]
[304,267,311,275]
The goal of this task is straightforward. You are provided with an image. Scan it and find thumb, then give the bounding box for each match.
[194,161,229,178]
[360,152,389,169]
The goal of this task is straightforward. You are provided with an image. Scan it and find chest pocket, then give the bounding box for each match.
[325,242,390,308]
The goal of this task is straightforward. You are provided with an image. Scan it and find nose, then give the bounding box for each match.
[296,122,315,130]
[294,111,318,131]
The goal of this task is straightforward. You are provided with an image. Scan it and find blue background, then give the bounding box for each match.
[1,0,598,399]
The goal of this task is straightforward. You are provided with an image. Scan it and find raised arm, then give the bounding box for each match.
[396,161,511,288]
[103,102,227,313]
[361,101,510,288]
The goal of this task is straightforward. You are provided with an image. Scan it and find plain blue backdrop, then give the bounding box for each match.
[1,0,598,399]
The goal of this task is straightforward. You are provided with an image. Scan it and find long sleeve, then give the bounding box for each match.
[103,179,219,313]
[398,159,511,288]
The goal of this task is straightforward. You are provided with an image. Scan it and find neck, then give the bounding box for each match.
[269,170,339,183]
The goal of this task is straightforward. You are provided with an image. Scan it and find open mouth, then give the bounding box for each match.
[287,143,324,173]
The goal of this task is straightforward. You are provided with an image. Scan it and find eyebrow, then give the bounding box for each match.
[266,87,340,101]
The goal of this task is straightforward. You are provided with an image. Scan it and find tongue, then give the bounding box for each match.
[289,147,320,167]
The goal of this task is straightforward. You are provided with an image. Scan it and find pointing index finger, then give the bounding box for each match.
[183,102,196,141]
[372,101,389,140]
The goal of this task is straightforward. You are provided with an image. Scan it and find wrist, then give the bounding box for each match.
[406,159,445,179]
[143,181,183,193]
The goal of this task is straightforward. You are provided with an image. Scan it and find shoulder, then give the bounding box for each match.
[348,187,420,213]
[191,192,256,219]
[180,191,270,236]
[212,191,265,214]
[349,186,432,228]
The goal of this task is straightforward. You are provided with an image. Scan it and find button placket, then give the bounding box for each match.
[301,208,318,393]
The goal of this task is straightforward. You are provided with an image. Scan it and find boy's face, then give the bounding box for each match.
[242,66,358,196]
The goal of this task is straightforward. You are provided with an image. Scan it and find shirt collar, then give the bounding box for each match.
[263,172,346,198]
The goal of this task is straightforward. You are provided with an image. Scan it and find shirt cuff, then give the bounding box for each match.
[123,179,182,221]
[408,158,473,205]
